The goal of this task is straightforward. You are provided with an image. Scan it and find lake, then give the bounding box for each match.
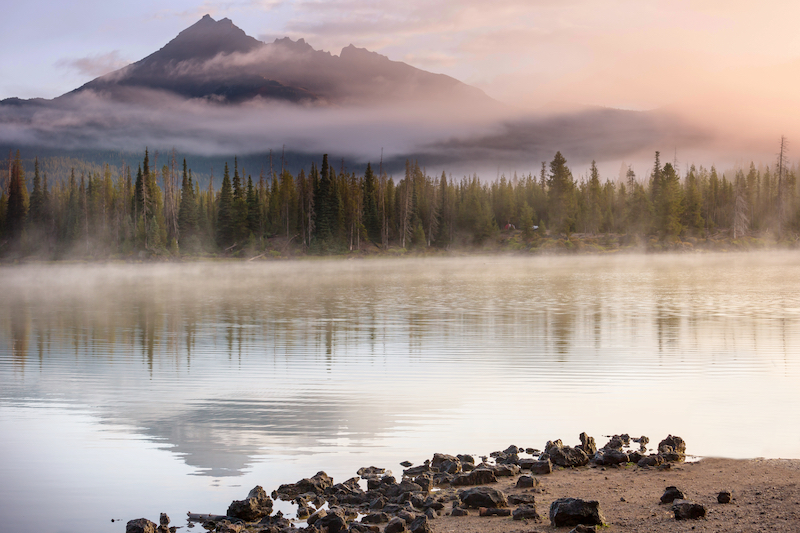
[1,253,799,533]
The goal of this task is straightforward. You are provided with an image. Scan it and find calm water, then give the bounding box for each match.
[2,254,800,533]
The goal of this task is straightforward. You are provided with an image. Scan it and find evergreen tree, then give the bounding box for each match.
[246,175,260,236]
[6,150,28,241]
[177,158,197,246]
[362,163,380,242]
[29,157,46,227]
[216,163,235,249]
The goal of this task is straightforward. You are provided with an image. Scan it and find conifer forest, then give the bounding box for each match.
[1,146,798,259]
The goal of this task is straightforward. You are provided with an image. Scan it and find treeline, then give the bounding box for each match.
[1,147,799,258]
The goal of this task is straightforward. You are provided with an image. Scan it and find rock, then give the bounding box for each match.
[602,435,624,451]
[424,508,436,520]
[633,435,649,452]
[384,516,408,533]
[362,513,389,524]
[409,515,432,533]
[660,486,685,504]
[349,524,379,533]
[227,486,273,522]
[369,496,387,509]
[403,465,432,477]
[297,504,311,519]
[450,469,498,486]
[529,459,552,475]
[496,453,520,465]
[593,449,629,466]
[512,505,540,521]
[549,498,604,527]
[126,518,157,533]
[491,464,521,476]
[459,487,509,509]
[318,512,348,533]
[431,453,462,474]
[658,435,686,462]
[400,461,413,467]
[159,514,170,527]
[479,507,511,517]
[548,443,590,468]
[637,454,663,467]
[276,472,334,498]
[579,433,597,455]
[357,466,386,478]
[450,507,469,517]
[516,475,538,488]
[509,494,536,505]
[718,490,732,504]
[627,450,644,464]
[307,509,327,526]
[503,445,520,454]
[672,500,706,520]
[525,448,539,455]
[457,454,475,465]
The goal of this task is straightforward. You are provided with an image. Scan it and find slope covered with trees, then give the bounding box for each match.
[0,147,798,259]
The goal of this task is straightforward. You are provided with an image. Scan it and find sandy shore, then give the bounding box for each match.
[432,458,800,533]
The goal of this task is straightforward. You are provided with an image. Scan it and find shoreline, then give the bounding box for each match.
[127,435,800,533]
[4,231,800,264]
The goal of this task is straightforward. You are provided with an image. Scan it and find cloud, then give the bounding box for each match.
[56,51,131,78]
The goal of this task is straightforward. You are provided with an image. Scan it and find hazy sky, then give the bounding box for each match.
[5,0,800,110]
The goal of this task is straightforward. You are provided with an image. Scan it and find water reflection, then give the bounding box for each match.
[2,254,800,483]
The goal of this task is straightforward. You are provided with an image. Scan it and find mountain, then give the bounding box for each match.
[64,14,495,107]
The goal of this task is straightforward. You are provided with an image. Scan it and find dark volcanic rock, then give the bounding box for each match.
[362,513,389,524]
[718,490,732,504]
[126,518,157,533]
[318,512,348,533]
[357,466,386,478]
[672,500,706,520]
[660,486,685,504]
[457,454,475,465]
[547,442,590,468]
[568,526,597,533]
[516,475,538,488]
[637,454,663,467]
[431,453,461,474]
[450,469,497,486]
[512,504,540,521]
[658,435,686,462]
[385,516,408,533]
[459,487,508,509]
[549,498,604,527]
[479,507,511,517]
[528,459,552,475]
[227,486,273,522]
[579,433,597,456]
[451,506,469,516]
[409,515,432,533]
[593,449,629,466]
[509,494,536,505]
[276,471,333,498]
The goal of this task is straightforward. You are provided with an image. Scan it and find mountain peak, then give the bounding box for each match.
[159,15,262,62]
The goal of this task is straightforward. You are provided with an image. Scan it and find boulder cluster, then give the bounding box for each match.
[126,433,709,533]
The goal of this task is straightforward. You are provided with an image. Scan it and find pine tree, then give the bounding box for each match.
[5,150,28,241]
[216,163,235,249]
[177,158,197,247]
[363,163,380,242]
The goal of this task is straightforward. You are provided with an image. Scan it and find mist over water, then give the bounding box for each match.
[2,254,800,533]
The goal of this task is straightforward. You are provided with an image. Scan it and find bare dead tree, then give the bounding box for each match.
[733,171,749,239]
[776,135,789,236]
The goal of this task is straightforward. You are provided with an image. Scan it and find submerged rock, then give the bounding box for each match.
[549,498,604,527]
[126,518,157,533]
